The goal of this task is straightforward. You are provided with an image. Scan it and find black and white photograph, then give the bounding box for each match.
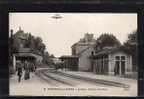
[9,13,137,96]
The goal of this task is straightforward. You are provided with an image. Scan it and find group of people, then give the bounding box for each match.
[16,61,36,82]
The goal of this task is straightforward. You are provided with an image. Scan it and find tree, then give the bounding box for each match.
[123,30,137,71]
[42,52,54,66]
[33,37,46,55]
[94,33,121,51]
[49,54,55,58]
[25,33,33,48]
[12,35,21,52]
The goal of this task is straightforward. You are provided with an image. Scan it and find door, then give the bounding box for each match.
[121,56,125,75]
[115,56,126,75]
[115,61,120,75]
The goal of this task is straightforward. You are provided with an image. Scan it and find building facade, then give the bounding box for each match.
[71,33,133,76]
[71,33,95,71]
[91,47,132,75]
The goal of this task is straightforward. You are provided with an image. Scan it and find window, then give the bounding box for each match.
[115,56,120,60]
[121,56,125,60]
[114,55,126,75]
[115,56,125,61]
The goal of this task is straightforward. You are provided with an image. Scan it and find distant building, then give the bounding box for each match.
[59,55,79,71]
[71,33,95,71]
[52,57,62,64]
[91,47,133,75]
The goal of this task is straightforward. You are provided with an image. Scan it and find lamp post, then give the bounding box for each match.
[10,29,16,73]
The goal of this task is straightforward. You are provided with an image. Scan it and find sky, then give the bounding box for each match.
[9,13,137,57]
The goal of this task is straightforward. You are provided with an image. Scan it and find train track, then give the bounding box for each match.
[54,71,127,88]
[35,69,128,88]
[41,70,75,86]
[35,69,75,86]
[35,70,59,86]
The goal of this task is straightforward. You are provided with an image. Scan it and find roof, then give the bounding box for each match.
[71,41,95,56]
[77,46,91,56]
[15,48,42,56]
[15,52,43,59]
[71,43,77,48]
[71,42,95,48]
[18,48,31,53]
[93,46,130,57]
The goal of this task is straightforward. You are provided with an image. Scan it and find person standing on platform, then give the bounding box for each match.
[24,61,30,80]
[17,61,23,82]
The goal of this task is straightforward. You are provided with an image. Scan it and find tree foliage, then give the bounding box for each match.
[42,52,55,66]
[9,30,53,66]
[94,33,121,51]
[123,30,137,55]
[23,33,46,55]
[123,30,137,69]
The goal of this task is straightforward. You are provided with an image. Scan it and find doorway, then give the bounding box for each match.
[114,56,126,75]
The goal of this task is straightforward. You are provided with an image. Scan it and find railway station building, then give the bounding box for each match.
[10,28,43,73]
[71,33,133,76]
[90,47,133,75]
[71,33,95,71]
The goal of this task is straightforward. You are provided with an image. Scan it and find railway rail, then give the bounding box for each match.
[35,68,128,88]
